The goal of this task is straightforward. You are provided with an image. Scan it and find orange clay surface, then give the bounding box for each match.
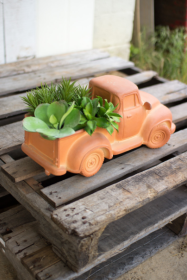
[22,75,176,177]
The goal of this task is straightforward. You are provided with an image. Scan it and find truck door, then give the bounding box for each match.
[123,93,146,139]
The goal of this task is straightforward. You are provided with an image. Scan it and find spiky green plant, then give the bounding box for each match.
[21,78,91,114]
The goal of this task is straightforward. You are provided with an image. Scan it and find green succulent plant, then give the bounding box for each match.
[21,78,91,114]
[73,96,122,135]
[23,101,81,140]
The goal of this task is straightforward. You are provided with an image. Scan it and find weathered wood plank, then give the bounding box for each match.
[0,122,24,156]
[0,93,27,119]
[1,157,44,183]
[52,151,187,237]
[7,186,187,280]
[159,88,187,105]
[170,102,187,123]
[41,129,187,207]
[0,57,134,96]
[0,161,90,271]
[0,49,109,78]
[2,187,186,280]
[0,205,35,235]
[141,80,187,98]
[76,228,176,280]
[22,246,60,277]
[125,70,158,85]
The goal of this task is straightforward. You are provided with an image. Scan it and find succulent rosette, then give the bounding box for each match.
[23,100,80,140]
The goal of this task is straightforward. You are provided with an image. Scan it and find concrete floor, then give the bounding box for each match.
[1,236,187,280]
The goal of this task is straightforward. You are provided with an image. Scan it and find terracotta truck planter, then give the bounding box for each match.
[22,75,176,177]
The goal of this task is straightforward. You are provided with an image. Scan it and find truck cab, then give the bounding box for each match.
[90,75,175,155]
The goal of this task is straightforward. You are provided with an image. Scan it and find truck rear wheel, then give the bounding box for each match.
[80,149,104,177]
[147,123,170,149]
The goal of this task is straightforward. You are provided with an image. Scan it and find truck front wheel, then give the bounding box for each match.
[147,123,171,149]
[80,149,104,177]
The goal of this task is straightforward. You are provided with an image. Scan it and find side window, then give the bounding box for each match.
[135,94,139,105]
[111,94,120,111]
[123,94,135,110]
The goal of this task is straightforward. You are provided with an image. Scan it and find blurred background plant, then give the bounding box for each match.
[130,26,187,83]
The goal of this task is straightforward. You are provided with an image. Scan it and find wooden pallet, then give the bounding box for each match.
[1,201,184,280]
[1,199,186,280]
[0,49,187,279]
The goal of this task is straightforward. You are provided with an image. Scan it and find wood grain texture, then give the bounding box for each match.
[0,57,134,96]
[0,205,35,235]
[170,102,187,123]
[125,70,158,84]
[0,49,109,78]
[22,246,60,277]
[141,80,187,98]
[1,187,186,280]
[76,228,177,280]
[159,88,187,105]
[0,93,27,119]
[0,122,24,156]
[52,151,187,237]
[0,160,97,271]
[41,129,187,207]
[1,157,44,183]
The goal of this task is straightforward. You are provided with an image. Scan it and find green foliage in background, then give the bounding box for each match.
[130,26,187,83]
[21,78,91,114]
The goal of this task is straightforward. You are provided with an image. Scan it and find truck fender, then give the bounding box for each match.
[140,104,172,143]
[67,132,113,173]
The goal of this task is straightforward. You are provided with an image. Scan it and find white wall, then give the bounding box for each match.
[3,0,36,63]
[93,0,136,60]
[0,2,4,64]
[0,0,135,63]
[36,0,95,57]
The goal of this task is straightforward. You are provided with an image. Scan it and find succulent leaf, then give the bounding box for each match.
[49,114,58,125]
[111,121,119,131]
[47,101,68,123]
[63,108,81,128]
[34,103,50,126]
[106,125,114,135]
[96,117,110,128]
[57,127,75,138]
[59,101,75,128]
[79,113,87,124]
[92,98,99,116]
[97,107,106,117]
[87,120,97,132]
[23,117,49,132]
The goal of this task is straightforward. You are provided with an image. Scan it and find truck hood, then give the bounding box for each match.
[139,90,160,108]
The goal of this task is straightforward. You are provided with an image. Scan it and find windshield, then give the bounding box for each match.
[92,86,120,111]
